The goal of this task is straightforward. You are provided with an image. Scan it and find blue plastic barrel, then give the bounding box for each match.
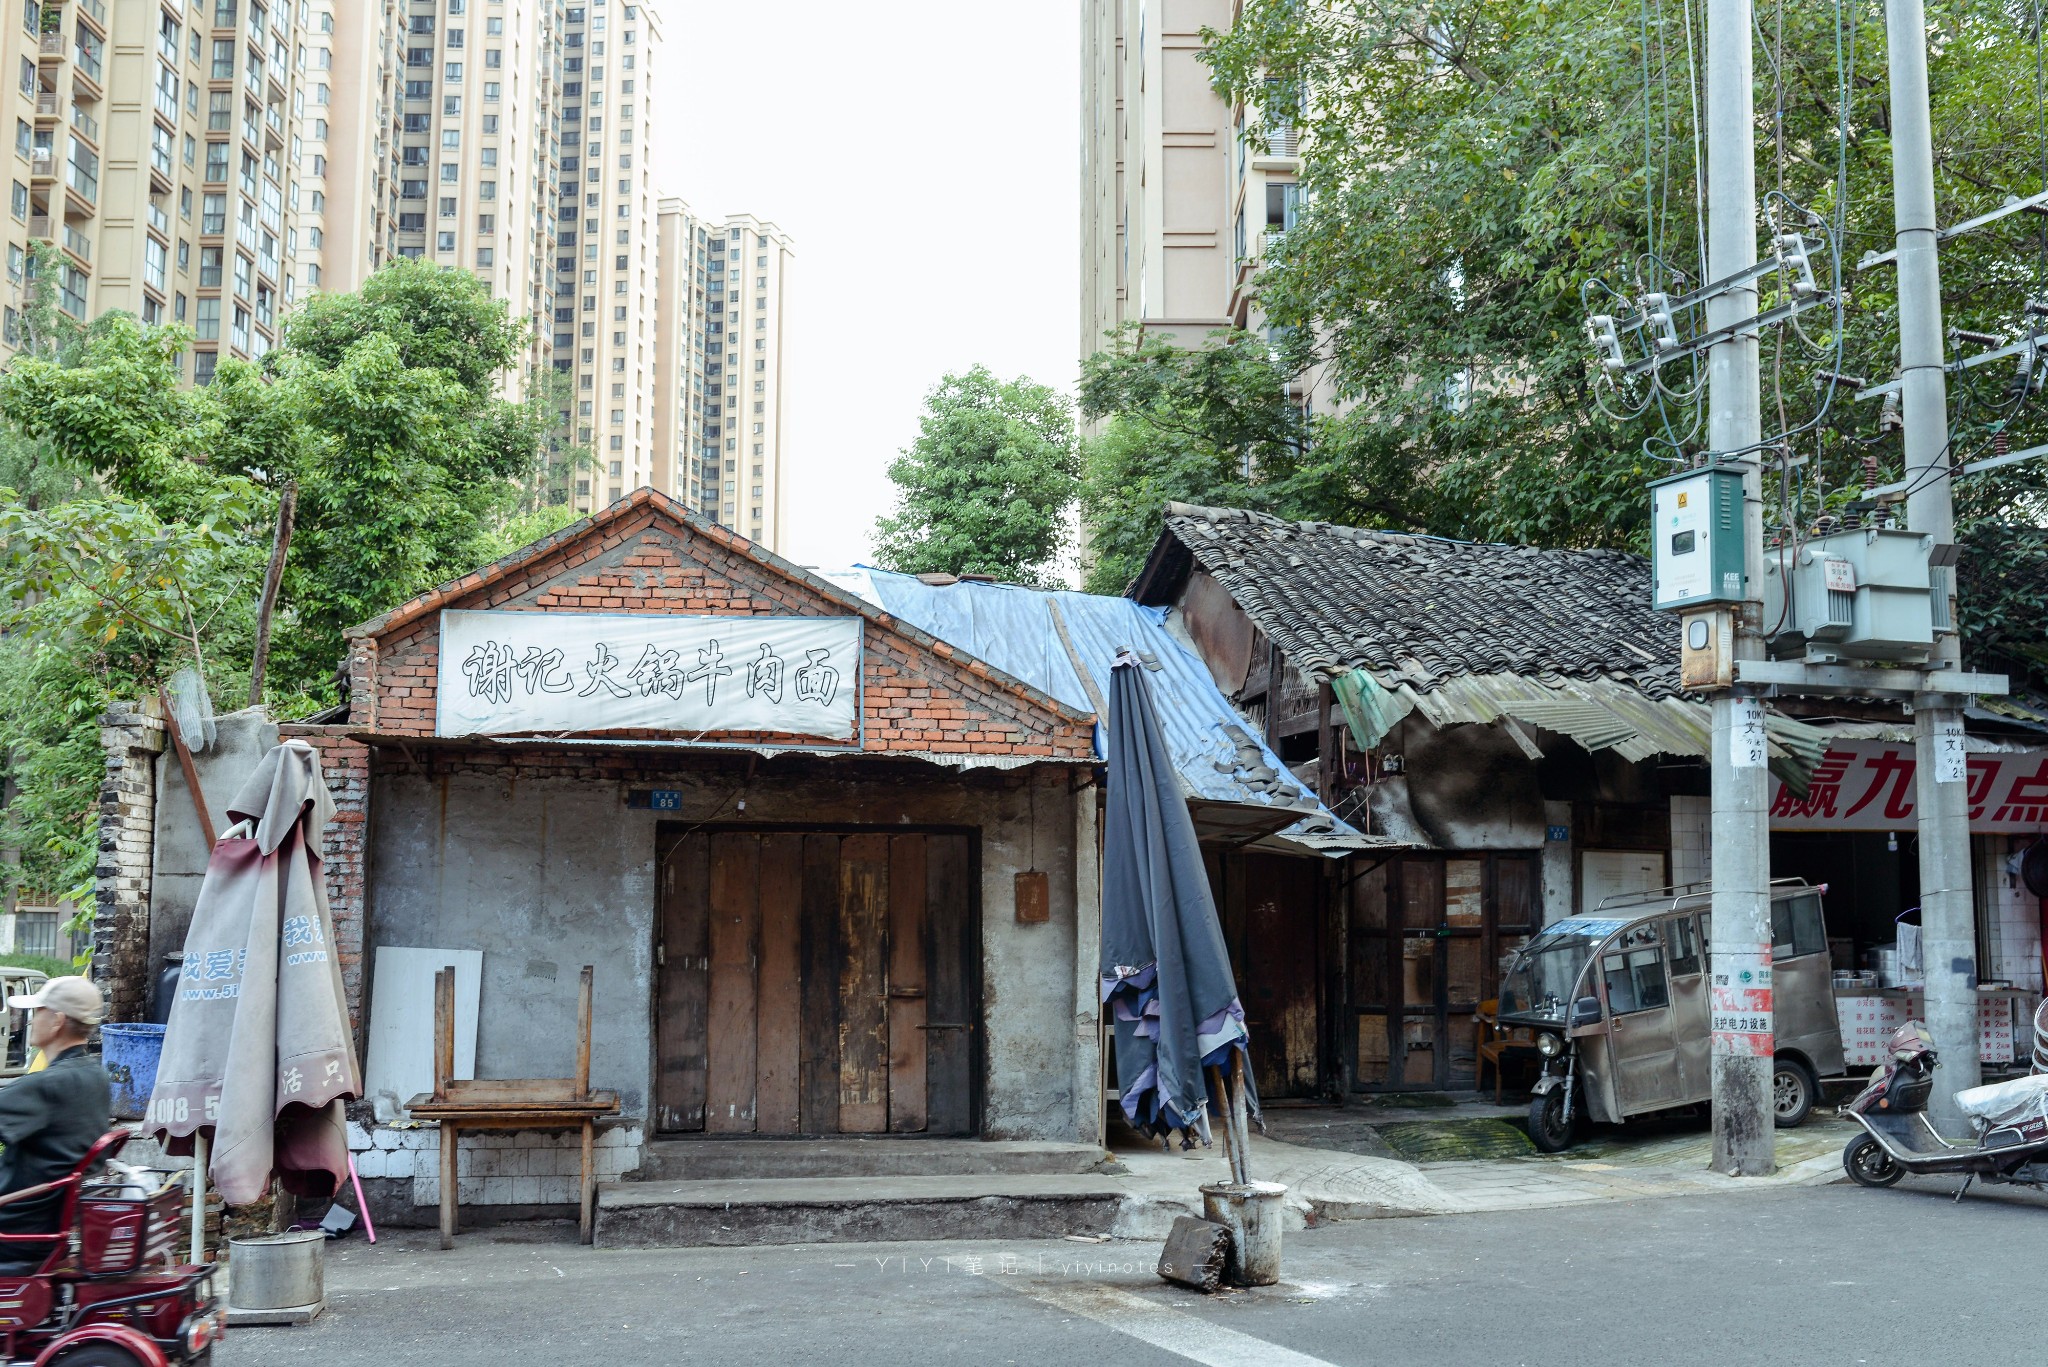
[100,1023,168,1121]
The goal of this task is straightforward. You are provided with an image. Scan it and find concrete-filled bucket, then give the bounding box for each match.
[227,1231,326,1315]
[1199,1180,1286,1286]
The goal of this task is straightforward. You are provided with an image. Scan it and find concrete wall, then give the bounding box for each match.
[363,753,1094,1143]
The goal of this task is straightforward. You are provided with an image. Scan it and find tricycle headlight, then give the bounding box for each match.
[1537,1031,1563,1058]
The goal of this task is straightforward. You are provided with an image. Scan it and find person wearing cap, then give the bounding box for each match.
[0,977,112,1256]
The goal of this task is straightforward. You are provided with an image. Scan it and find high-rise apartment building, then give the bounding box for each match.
[2,0,311,373]
[2,0,797,549]
[1080,0,1309,380]
[553,0,658,515]
[651,206,792,546]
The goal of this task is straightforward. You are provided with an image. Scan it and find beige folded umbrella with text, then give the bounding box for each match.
[148,739,362,1206]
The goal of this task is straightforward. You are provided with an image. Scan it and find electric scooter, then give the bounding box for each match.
[1841,1020,2048,1198]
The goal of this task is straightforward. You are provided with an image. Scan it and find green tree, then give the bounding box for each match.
[873,366,1080,585]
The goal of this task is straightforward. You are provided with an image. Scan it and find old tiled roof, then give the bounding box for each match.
[1151,503,1680,698]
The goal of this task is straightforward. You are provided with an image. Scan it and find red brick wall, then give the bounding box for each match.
[280,725,370,1017]
[350,508,1093,761]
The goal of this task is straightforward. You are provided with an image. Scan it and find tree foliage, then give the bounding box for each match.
[0,261,567,915]
[1082,0,2048,622]
[873,366,1080,585]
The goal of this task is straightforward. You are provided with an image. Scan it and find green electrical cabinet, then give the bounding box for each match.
[1648,466,1747,611]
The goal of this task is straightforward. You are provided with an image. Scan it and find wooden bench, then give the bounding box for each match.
[406,965,621,1248]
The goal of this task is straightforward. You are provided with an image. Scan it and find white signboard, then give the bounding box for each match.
[1730,696,1769,768]
[436,610,862,741]
[1931,715,1966,785]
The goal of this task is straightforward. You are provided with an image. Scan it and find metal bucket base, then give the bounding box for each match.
[1198,1180,1286,1287]
[226,1300,324,1327]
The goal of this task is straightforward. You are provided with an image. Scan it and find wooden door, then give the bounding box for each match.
[1349,852,1542,1092]
[654,828,976,1136]
[1236,855,1323,1097]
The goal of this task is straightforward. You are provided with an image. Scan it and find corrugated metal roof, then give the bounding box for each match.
[844,568,1404,855]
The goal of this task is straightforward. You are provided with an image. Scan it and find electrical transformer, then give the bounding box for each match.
[1760,526,1940,664]
[1649,467,1747,611]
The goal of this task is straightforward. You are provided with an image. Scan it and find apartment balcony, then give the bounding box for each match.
[69,105,96,145]
[28,214,50,240]
[1251,126,1302,171]
[28,148,54,182]
[75,0,107,36]
[37,32,63,62]
[60,223,90,267]
[34,91,57,121]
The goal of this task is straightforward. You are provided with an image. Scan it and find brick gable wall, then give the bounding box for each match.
[349,509,1094,761]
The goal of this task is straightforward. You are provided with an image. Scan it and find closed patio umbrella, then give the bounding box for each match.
[149,739,362,1217]
[1100,653,1257,1167]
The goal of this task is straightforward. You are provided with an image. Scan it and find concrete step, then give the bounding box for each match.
[634,1137,1105,1182]
[594,1173,1125,1248]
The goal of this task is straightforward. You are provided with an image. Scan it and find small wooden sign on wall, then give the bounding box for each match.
[1014,871,1050,924]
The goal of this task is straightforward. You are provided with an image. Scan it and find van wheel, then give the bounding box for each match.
[1772,1057,1817,1127]
[1843,1133,1902,1188]
[1528,1089,1578,1152]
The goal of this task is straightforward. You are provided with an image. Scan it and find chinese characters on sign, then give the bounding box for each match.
[1768,742,2048,832]
[436,611,863,742]
[1931,715,1966,785]
[1710,948,1773,1057]
[1729,697,1769,769]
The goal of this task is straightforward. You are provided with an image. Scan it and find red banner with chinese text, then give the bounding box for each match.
[1768,742,2048,832]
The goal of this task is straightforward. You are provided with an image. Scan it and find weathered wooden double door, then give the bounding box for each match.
[654,829,977,1136]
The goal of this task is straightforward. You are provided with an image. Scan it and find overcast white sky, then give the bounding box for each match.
[646,0,1080,570]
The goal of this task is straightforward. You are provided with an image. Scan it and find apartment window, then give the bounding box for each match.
[204,142,228,182]
[481,115,498,134]
[444,96,460,116]
[231,305,249,352]
[402,146,427,167]
[199,245,222,285]
[209,91,232,133]
[478,180,495,200]
[195,297,220,340]
[487,18,502,35]
[485,49,499,69]
[476,213,494,232]
[439,196,456,217]
[445,28,463,48]
[439,163,457,183]
[476,247,493,266]
[233,253,250,299]
[202,193,226,233]
[211,40,234,80]
[17,57,30,98]
[444,62,462,83]
[180,186,191,219]
[193,350,217,384]
[441,130,460,149]
[480,148,496,168]
[436,231,454,251]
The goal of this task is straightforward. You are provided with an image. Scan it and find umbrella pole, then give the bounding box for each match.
[1208,1064,1247,1185]
[190,1133,208,1264]
[1228,1049,1255,1184]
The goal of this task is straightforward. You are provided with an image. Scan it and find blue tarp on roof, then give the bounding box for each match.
[828,567,1391,854]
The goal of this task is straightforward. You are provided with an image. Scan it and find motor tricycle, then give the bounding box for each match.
[0,1129,221,1365]
[1841,1020,2048,1197]
[1497,879,1845,1152]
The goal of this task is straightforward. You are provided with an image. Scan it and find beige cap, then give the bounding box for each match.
[7,976,106,1027]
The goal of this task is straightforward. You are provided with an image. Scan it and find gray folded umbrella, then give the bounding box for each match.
[148,739,362,1205]
[1100,653,1256,1146]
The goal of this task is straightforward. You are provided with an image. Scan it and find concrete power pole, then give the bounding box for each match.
[1703,0,1777,1176]
[1886,0,1979,1127]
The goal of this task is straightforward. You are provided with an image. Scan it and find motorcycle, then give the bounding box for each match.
[1840,1020,2048,1198]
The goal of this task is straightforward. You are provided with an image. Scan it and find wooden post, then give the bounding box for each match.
[247,483,297,708]
[1228,1049,1254,1184]
[579,1118,596,1245]
[433,968,455,1101]
[438,1121,458,1251]
[158,686,215,852]
[1207,1064,1247,1185]
[574,965,593,1103]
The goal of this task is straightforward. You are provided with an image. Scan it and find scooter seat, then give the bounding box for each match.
[1955,1073,2048,1128]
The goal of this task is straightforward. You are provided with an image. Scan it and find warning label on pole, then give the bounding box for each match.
[1711,947,1773,1056]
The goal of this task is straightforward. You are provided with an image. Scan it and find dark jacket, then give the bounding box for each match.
[0,1045,112,1230]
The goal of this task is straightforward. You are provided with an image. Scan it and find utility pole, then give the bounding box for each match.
[1703,0,1776,1176]
[1886,0,1979,1127]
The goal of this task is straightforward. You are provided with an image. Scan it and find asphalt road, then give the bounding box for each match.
[219,1174,2045,1367]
